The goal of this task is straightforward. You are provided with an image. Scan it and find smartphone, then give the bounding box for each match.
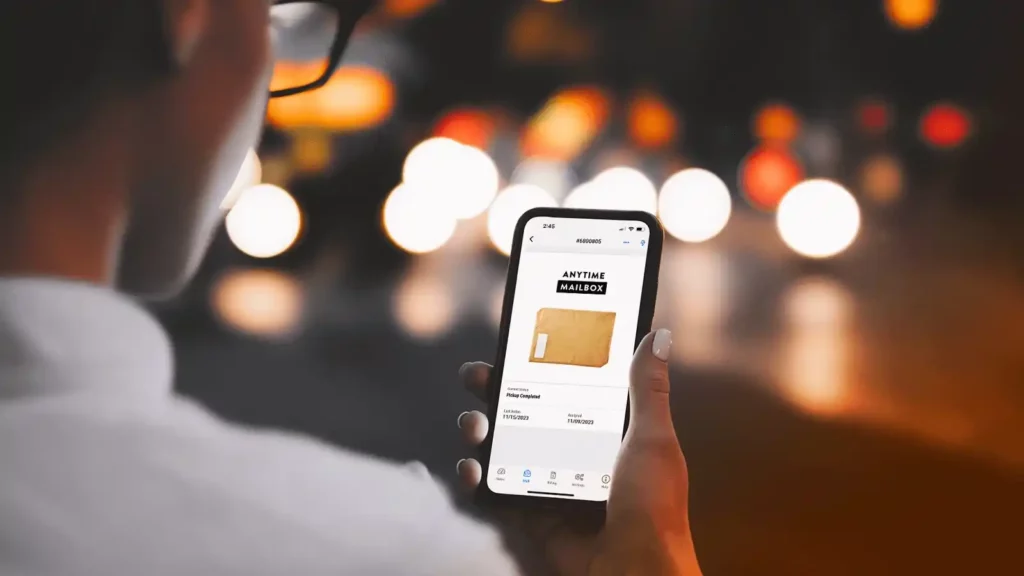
[477,207,663,517]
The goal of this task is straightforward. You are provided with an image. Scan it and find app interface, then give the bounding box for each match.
[488,216,651,501]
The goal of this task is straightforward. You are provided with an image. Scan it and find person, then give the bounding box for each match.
[0,1,701,574]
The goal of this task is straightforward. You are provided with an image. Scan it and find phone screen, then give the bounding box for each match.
[487,215,652,501]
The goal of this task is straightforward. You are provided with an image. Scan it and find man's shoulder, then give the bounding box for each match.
[0,394,519,574]
[3,393,451,515]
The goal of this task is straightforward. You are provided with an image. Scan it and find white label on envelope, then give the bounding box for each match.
[534,334,549,359]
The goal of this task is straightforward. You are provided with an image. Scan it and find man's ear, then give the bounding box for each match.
[160,0,211,69]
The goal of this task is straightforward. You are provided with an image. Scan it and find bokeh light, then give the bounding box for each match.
[521,86,610,161]
[402,137,500,220]
[739,145,805,211]
[432,108,497,150]
[857,98,893,136]
[776,180,861,259]
[884,0,938,31]
[564,167,658,214]
[393,271,456,340]
[753,103,802,143]
[507,4,564,62]
[510,159,577,203]
[220,149,262,211]
[665,246,731,366]
[487,184,558,255]
[780,277,854,416]
[920,102,972,149]
[658,168,732,243]
[290,129,332,174]
[383,0,441,19]
[211,269,304,339]
[627,91,679,149]
[860,154,905,205]
[562,182,595,209]
[382,183,458,254]
[799,123,842,175]
[225,184,303,259]
[267,66,395,131]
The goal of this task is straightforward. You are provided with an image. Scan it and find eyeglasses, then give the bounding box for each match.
[269,0,375,98]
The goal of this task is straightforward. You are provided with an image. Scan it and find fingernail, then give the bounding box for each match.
[652,329,672,362]
[457,411,469,428]
[456,458,467,475]
[458,362,472,379]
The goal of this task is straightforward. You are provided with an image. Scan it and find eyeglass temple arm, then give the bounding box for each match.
[269,0,375,98]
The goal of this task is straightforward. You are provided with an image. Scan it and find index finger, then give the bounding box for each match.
[459,362,492,403]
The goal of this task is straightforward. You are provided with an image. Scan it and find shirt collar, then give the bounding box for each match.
[0,277,173,402]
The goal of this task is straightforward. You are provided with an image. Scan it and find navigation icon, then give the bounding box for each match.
[549,471,557,480]
[523,469,532,478]
[601,474,611,485]
[497,468,506,476]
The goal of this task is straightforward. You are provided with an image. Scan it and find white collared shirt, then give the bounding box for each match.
[0,278,519,576]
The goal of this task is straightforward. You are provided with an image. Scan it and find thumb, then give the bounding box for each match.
[628,329,675,435]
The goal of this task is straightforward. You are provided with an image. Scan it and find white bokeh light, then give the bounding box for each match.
[562,181,597,209]
[393,272,456,340]
[382,183,458,254]
[487,184,557,255]
[402,137,499,220]
[211,269,304,339]
[776,179,861,259]
[225,184,302,259]
[510,159,576,203]
[779,277,854,416]
[574,166,658,214]
[658,168,732,243]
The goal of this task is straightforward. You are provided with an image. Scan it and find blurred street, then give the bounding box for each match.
[171,210,1024,576]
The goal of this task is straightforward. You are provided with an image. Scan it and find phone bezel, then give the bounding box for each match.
[475,207,664,523]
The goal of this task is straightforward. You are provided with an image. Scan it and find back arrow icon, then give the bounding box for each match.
[529,236,534,242]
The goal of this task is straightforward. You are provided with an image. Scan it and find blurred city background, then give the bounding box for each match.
[157,1,1021,574]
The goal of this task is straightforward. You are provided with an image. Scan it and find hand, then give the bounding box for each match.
[456,330,702,575]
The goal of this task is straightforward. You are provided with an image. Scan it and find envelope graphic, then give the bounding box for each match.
[529,308,616,368]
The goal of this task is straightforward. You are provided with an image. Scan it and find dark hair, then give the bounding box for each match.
[0,1,165,180]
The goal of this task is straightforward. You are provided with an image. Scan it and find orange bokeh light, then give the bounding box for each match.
[920,102,971,149]
[627,91,680,149]
[267,66,395,131]
[857,99,892,136]
[753,103,802,143]
[432,108,497,150]
[291,129,332,174]
[521,86,610,161]
[884,0,938,31]
[740,145,805,211]
[383,0,440,18]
